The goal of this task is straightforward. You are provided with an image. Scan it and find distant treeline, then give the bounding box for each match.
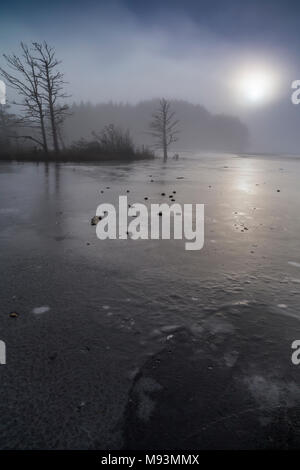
[0,42,249,161]
[64,99,249,153]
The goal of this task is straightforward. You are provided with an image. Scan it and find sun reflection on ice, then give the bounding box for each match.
[234,160,258,194]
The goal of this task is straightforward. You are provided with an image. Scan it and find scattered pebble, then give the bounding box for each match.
[91,215,101,225]
[77,401,86,411]
[9,312,18,318]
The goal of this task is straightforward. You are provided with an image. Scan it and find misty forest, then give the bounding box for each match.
[0,42,248,162]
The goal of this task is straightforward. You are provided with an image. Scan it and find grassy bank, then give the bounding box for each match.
[0,148,155,163]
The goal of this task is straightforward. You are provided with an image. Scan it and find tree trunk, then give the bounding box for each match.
[49,99,59,153]
[38,104,48,154]
[45,65,60,153]
[163,144,168,161]
[163,122,168,161]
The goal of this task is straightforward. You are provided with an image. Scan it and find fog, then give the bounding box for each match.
[1,1,300,153]
[64,100,249,153]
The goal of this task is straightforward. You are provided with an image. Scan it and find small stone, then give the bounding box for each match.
[76,401,86,411]
[161,193,165,196]
[91,215,100,225]
[9,312,18,318]
[277,189,280,192]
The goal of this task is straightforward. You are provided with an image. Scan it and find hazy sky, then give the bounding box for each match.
[1,0,300,152]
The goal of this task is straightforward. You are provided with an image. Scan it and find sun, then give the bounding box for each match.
[232,64,280,106]
[239,72,271,103]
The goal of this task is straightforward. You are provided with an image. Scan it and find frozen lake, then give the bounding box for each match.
[1,153,300,449]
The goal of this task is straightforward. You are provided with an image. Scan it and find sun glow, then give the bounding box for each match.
[233,64,281,106]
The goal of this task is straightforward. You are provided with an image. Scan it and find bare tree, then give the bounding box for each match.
[149,98,179,161]
[0,43,49,152]
[32,42,69,154]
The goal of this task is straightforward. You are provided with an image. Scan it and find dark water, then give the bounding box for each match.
[0,153,300,449]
